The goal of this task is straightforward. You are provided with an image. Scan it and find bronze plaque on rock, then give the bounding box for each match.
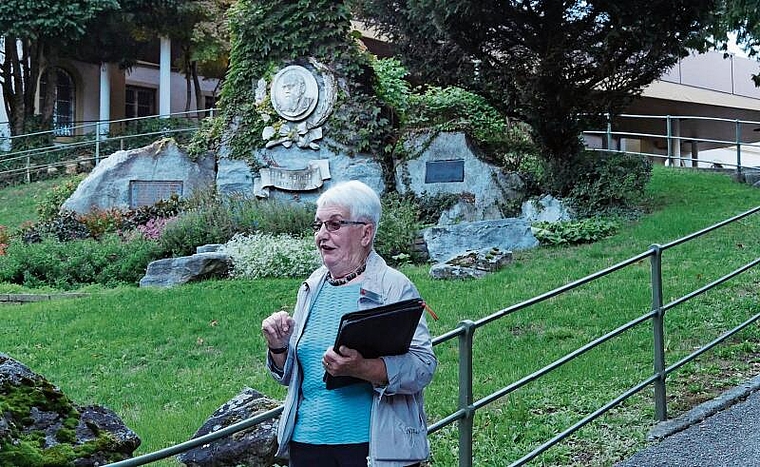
[425,160,465,183]
[129,180,183,208]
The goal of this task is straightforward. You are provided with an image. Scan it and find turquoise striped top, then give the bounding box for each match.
[291,282,373,444]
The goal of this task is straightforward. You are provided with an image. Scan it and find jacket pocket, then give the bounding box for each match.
[374,394,429,461]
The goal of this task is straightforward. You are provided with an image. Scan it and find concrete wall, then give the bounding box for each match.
[660,50,760,101]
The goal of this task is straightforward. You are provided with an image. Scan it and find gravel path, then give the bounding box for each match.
[616,377,760,467]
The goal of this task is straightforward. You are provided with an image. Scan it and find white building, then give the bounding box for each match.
[0,37,220,148]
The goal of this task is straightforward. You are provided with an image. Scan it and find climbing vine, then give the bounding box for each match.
[187,1,537,189]
[189,0,393,167]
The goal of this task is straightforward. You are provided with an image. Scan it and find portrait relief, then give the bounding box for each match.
[270,65,319,121]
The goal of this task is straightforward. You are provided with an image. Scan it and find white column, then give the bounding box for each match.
[672,118,682,166]
[98,63,110,135]
[159,36,171,118]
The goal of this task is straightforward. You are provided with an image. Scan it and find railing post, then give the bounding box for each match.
[95,125,101,166]
[605,112,612,150]
[25,155,30,184]
[650,244,667,421]
[666,116,672,166]
[735,119,742,176]
[458,320,476,467]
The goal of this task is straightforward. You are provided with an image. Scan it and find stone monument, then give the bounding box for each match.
[62,139,215,214]
[216,58,385,203]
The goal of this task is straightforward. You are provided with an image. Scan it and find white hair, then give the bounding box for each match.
[316,180,382,228]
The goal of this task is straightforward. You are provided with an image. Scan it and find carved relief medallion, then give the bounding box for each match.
[258,60,337,151]
[270,65,319,122]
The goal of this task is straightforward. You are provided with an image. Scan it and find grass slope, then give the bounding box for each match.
[0,177,69,230]
[1,166,759,466]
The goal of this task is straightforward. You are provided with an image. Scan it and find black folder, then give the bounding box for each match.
[324,298,425,390]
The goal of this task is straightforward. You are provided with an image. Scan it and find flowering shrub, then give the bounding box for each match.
[221,232,321,279]
[137,217,176,240]
[79,209,126,240]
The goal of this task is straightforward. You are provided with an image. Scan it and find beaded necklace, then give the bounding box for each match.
[326,262,367,286]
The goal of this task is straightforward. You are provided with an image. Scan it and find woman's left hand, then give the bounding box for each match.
[323,346,388,386]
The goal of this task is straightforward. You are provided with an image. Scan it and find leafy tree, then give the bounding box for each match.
[1,0,230,146]
[0,0,117,138]
[175,0,233,113]
[353,0,716,194]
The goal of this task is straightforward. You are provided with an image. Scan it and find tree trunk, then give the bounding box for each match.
[191,61,204,117]
[3,36,26,136]
[184,54,192,113]
[39,66,58,129]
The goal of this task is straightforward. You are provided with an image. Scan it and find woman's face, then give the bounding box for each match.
[314,204,372,277]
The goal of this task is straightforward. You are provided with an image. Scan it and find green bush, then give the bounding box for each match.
[405,86,539,169]
[78,209,128,240]
[34,175,86,221]
[125,195,185,227]
[568,150,653,217]
[158,206,237,257]
[0,234,161,289]
[375,194,422,264]
[412,192,460,226]
[21,211,90,243]
[226,195,314,236]
[372,57,411,120]
[157,189,316,257]
[532,218,619,246]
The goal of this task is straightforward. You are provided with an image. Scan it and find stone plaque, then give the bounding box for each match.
[425,160,465,183]
[256,160,331,196]
[129,180,183,209]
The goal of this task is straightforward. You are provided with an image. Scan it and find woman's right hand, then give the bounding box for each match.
[261,310,295,349]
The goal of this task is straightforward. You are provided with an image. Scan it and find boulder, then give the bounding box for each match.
[177,388,282,467]
[521,194,574,223]
[422,218,539,264]
[430,247,513,280]
[61,138,216,214]
[395,132,525,223]
[216,157,254,196]
[139,252,231,288]
[196,244,224,254]
[0,353,140,466]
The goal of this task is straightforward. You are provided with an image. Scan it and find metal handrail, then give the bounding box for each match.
[583,113,760,173]
[105,204,760,467]
[1,109,215,141]
[0,111,215,184]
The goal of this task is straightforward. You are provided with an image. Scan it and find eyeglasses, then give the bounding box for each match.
[311,219,367,233]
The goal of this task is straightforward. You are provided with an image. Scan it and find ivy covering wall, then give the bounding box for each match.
[191,0,394,172]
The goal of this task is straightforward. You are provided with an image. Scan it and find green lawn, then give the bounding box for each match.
[1,166,759,466]
[0,177,72,230]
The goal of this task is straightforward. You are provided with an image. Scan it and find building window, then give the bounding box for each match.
[125,86,156,121]
[39,68,76,136]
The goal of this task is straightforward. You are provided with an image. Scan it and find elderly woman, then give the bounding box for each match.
[261,180,437,467]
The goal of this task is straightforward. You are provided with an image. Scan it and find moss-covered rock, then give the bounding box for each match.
[0,353,141,466]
